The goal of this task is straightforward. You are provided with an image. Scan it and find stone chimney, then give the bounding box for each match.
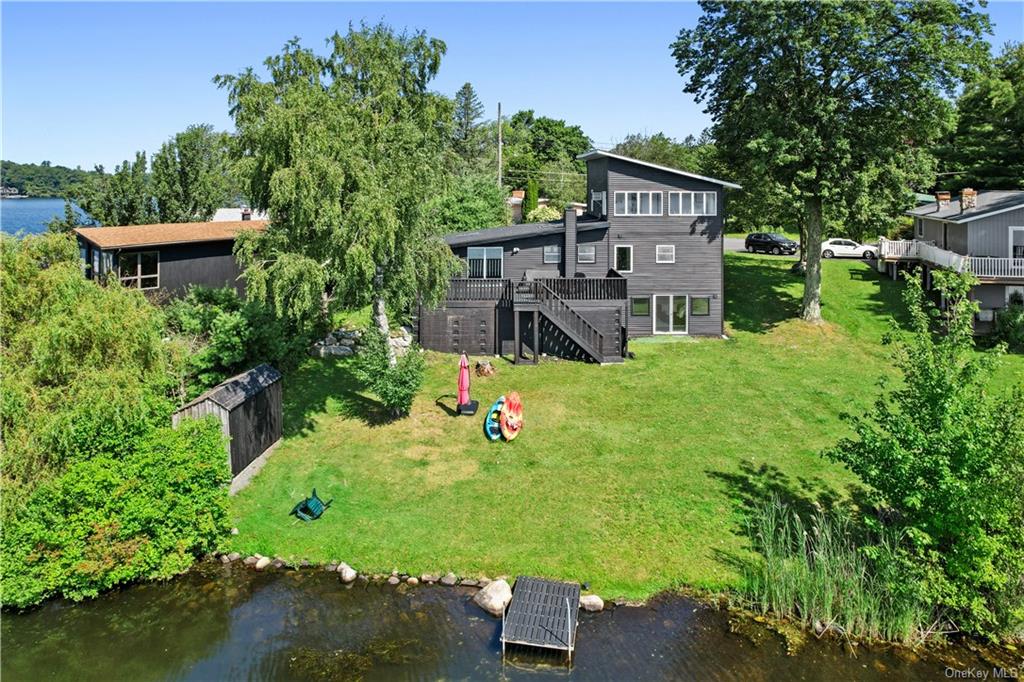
[564,207,577,278]
[241,207,252,221]
[960,188,977,211]
[935,191,951,208]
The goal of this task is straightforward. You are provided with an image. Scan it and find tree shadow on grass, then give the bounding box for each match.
[846,263,913,332]
[725,255,802,333]
[282,358,390,436]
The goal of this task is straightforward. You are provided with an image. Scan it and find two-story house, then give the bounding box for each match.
[878,189,1024,331]
[416,150,741,363]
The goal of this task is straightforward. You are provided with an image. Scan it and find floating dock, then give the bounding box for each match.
[501,576,581,665]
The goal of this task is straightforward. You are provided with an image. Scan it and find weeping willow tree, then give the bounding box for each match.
[216,24,461,363]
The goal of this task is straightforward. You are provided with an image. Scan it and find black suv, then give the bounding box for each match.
[744,232,799,255]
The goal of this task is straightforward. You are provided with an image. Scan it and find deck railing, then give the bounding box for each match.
[878,238,1024,280]
[879,238,918,259]
[446,277,625,302]
[967,257,1024,279]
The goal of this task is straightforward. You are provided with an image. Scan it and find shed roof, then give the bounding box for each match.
[576,149,743,189]
[74,220,268,249]
[907,190,1024,224]
[445,218,609,247]
[177,364,282,412]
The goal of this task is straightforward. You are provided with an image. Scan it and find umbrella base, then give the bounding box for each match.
[457,400,479,416]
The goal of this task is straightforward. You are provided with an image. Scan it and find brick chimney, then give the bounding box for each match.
[935,191,951,208]
[960,188,977,211]
[241,207,252,221]
[511,190,525,199]
[564,207,577,278]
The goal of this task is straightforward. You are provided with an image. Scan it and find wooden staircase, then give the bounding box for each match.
[513,281,623,364]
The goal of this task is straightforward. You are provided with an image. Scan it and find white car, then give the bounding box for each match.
[821,238,876,260]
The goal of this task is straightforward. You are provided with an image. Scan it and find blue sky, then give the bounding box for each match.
[3,1,1022,170]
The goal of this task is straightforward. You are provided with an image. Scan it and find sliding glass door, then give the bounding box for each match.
[653,294,688,334]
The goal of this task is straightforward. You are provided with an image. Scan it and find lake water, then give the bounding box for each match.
[0,197,90,235]
[1,563,1000,681]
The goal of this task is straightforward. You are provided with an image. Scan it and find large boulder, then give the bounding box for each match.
[338,563,357,583]
[580,594,604,612]
[473,579,512,617]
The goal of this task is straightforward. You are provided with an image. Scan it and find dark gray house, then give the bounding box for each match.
[74,220,267,297]
[878,189,1024,331]
[417,150,740,363]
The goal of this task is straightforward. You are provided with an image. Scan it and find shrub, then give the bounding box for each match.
[428,174,510,233]
[1,419,230,608]
[825,270,1024,639]
[524,178,539,216]
[164,286,307,396]
[352,328,425,417]
[994,290,1024,352]
[526,205,561,223]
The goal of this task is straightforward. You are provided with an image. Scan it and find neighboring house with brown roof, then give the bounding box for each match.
[74,220,267,296]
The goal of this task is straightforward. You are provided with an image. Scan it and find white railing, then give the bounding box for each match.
[878,238,1024,279]
[967,257,1024,279]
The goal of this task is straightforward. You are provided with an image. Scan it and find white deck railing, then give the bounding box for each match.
[878,238,1023,279]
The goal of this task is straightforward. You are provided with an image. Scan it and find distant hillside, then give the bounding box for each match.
[1,160,101,198]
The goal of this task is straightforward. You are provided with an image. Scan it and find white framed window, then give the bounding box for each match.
[577,244,596,264]
[590,190,606,216]
[118,251,159,289]
[614,244,633,273]
[613,191,663,216]
[653,294,688,334]
[467,246,503,278]
[668,191,717,216]
[656,245,676,263]
[543,244,561,264]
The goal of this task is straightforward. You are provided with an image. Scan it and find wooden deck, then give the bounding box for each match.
[501,576,581,664]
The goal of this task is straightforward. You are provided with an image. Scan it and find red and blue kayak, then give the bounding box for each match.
[484,395,505,441]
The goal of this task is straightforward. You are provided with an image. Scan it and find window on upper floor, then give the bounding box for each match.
[467,246,503,278]
[577,244,596,264]
[119,251,159,289]
[668,191,717,216]
[613,191,662,216]
[543,244,561,264]
[656,245,676,263]
[614,244,633,273]
[590,190,606,216]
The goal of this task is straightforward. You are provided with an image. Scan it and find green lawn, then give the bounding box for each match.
[227,254,1024,599]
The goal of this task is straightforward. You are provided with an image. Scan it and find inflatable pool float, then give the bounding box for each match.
[499,392,523,441]
[484,395,505,441]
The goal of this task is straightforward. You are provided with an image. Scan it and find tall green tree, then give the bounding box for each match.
[612,131,714,173]
[501,110,590,200]
[74,152,156,226]
[151,124,232,223]
[452,82,485,164]
[672,1,990,322]
[936,42,1024,189]
[216,24,460,363]
[428,173,509,233]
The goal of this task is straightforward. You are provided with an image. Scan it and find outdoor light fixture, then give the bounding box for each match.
[512,247,520,255]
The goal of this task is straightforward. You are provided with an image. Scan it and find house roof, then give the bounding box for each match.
[212,207,269,222]
[907,190,1024,224]
[74,220,268,249]
[176,363,282,412]
[576,149,743,190]
[445,217,609,247]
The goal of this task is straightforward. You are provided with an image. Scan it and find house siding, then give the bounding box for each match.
[605,158,724,337]
[973,284,1007,309]
[968,207,1024,257]
[947,223,969,255]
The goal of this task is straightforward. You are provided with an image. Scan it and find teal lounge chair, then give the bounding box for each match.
[290,489,332,522]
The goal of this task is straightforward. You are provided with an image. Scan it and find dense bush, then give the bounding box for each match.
[164,286,306,397]
[427,174,509,233]
[1,420,229,608]
[826,270,1024,639]
[352,328,425,418]
[995,290,1024,352]
[526,205,562,223]
[524,178,539,216]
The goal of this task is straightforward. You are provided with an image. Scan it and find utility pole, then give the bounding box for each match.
[497,102,503,188]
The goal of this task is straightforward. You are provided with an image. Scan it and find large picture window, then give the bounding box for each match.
[119,251,159,289]
[668,191,717,216]
[613,191,662,216]
[543,244,561,264]
[467,247,503,278]
[577,244,596,264]
[614,245,633,273]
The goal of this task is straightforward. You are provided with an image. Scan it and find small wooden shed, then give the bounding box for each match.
[173,364,283,477]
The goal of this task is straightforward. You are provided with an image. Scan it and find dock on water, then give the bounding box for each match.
[500,576,581,665]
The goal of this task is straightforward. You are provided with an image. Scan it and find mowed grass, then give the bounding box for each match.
[227,254,1024,599]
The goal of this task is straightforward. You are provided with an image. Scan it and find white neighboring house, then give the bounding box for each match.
[211,207,268,222]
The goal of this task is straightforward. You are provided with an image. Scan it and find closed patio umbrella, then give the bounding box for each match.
[457,352,477,415]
